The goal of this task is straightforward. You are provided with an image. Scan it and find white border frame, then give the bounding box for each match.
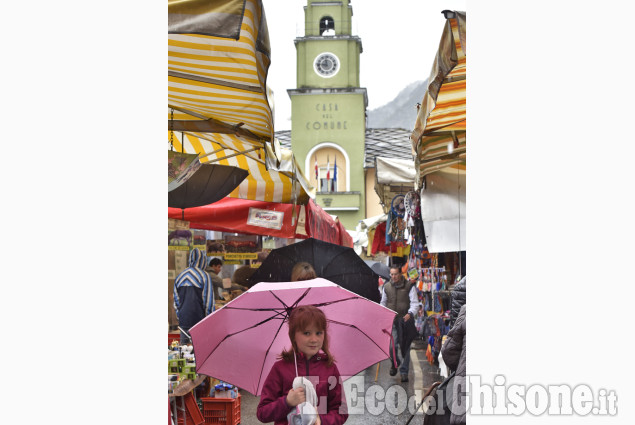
[313,52,340,78]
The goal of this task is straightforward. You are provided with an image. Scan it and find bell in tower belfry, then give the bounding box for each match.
[320,16,335,36]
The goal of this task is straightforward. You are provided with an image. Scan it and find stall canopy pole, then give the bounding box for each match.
[457,165,462,278]
[169,108,174,151]
[291,160,297,226]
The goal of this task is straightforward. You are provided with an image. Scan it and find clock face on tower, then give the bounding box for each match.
[313,52,340,78]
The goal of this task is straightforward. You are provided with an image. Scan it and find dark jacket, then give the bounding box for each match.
[441,304,466,425]
[257,351,348,425]
[450,276,466,327]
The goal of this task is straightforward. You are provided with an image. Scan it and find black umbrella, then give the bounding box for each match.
[370,262,391,280]
[248,238,381,303]
[168,163,249,209]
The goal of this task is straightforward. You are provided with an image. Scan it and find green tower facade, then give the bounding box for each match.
[289,0,368,231]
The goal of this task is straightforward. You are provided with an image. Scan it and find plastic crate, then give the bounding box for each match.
[172,392,205,425]
[200,395,241,425]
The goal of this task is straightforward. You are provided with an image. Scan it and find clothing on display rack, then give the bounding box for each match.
[433,293,443,312]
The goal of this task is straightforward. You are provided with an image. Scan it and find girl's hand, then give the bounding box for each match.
[286,387,306,407]
[315,415,321,425]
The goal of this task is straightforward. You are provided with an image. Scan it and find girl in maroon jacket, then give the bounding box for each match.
[257,305,348,425]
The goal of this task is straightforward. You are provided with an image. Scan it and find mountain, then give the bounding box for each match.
[366,80,428,130]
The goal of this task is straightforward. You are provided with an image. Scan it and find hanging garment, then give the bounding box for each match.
[371,222,389,255]
[424,292,433,312]
[366,227,377,257]
[385,210,393,246]
[426,336,435,364]
[433,293,442,312]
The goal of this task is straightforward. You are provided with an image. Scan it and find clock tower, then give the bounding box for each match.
[288,0,368,231]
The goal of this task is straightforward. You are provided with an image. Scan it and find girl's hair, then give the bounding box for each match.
[290,262,317,281]
[280,305,335,366]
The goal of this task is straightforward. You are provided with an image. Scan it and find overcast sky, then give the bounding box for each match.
[264,0,467,131]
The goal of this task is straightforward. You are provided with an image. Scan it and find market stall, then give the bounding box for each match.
[410,7,466,306]
[168,1,281,422]
[374,156,416,212]
[356,10,468,370]
[370,156,418,264]
[410,9,466,367]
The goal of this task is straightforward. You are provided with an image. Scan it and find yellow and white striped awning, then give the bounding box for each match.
[169,131,315,204]
[168,0,316,204]
[168,0,274,145]
[415,131,466,179]
[411,10,466,188]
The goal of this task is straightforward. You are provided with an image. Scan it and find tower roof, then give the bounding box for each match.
[274,127,414,169]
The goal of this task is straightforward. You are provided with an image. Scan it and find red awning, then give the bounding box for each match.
[168,198,353,248]
[304,199,339,245]
[338,221,353,248]
[169,198,299,239]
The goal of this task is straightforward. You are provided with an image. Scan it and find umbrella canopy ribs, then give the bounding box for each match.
[190,278,396,396]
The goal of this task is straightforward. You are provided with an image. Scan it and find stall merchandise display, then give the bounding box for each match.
[364,192,461,369]
[168,346,198,394]
[169,343,243,425]
[421,313,451,365]
[213,382,239,399]
[404,191,421,218]
[421,267,448,292]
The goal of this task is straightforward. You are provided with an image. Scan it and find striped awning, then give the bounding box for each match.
[168,0,274,145]
[169,131,315,204]
[411,11,466,188]
[415,131,466,179]
[168,0,316,204]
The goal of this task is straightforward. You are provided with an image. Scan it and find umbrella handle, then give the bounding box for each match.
[404,381,442,425]
[178,326,192,344]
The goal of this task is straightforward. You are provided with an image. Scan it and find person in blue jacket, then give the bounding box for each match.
[173,248,214,344]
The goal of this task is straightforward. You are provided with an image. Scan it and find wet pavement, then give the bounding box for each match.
[238,338,444,424]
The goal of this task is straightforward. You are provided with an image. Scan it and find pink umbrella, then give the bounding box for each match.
[189,278,396,395]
